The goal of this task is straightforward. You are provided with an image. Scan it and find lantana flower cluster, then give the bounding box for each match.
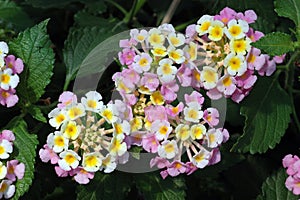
[0,130,25,199]
[39,91,130,184]
[114,22,229,178]
[183,7,285,102]
[0,41,24,107]
[282,154,300,195]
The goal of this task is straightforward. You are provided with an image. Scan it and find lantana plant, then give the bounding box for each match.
[183,7,285,103]
[114,23,229,178]
[0,41,24,108]
[39,91,130,184]
[0,130,25,199]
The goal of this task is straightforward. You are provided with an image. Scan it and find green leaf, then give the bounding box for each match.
[76,172,131,200]
[252,32,294,56]
[256,169,298,200]
[0,0,33,30]
[63,26,123,88]
[232,75,292,154]
[27,105,47,123]
[275,0,300,27]
[6,117,38,200]
[9,19,55,104]
[135,173,186,200]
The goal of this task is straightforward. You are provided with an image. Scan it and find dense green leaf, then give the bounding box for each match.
[6,117,38,200]
[9,19,55,104]
[232,75,292,154]
[76,172,131,200]
[63,25,124,88]
[252,32,294,56]
[275,0,300,27]
[0,0,33,30]
[136,173,186,200]
[27,105,47,123]
[256,169,298,200]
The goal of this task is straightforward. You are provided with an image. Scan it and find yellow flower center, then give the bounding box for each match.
[209,134,216,143]
[102,109,113,121]
[65,123,77,138]
[229,25,242,37]
[150,91,164,105]
[0,146,4,155]
[222,77,232,86]
[87,100,97,109]
[54,136,65,147]
[200,21,210,32]
[192,127,204,139]
[68,107,83,119]
[1,91,9,98]
[164,143,174,153]
[149,33,163,46]
[162,64,172,74]
[85,156,98,167]
[233,40,247,53]
[1,74,10,84]
[65,154,76,164]
[170,36,180,46]
[169,50,181,60]
[0,182,7,193]
[55,114,65,124]
[194,153,205,162]
[203,70,217,83]
[139,58,149,67]
[137,34,145,41]
[229,57,241,70]
[159,126,169,135]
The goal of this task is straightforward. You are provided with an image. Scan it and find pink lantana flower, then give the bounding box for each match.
[160,80,179,102]
[54,166,69,177]
[246,48,265,71]
[5,55,24,74]
[235,70,257,90]
[0,88,18,108]
[139,73,160,93]
[57,91,77,109]
[0,180,15,199]
[132,53,153,74]
[285,175,300,195]
[166,161,187,177]
[216,75,237,96]
[246,28,264,42]
[203,108,219,127]
[236,10,257,24]
[6,160,25,181]
[39,144,59,164]
[184,91,204,106]
[0,130,15,142]
[70,167,94,184]
[118,48,136,66]
[142,134,159,153]
[214,7,236,24]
